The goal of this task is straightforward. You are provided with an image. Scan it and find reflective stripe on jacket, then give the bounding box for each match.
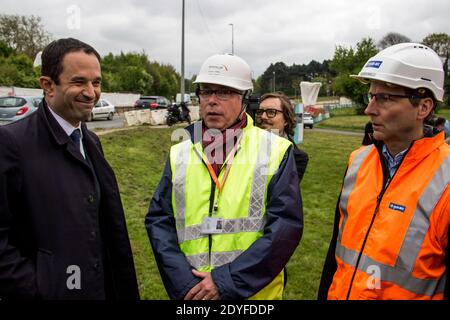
[169,118,292,299]
[329,132,450,300]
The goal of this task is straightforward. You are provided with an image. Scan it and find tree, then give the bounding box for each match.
[120,66,153,94]
[330,37,378,113]
[0,38,40,87]
[155,64,180,98]
[422,33,450,61]
[0,14,52,59]
[256,60,332,96]
[378,32,411,49]
[101,52,154,94]
[422,33,450,106]
[100,51,181,98]
[0,40,13,57]
[0,53,39,87]
[312,76,329,97]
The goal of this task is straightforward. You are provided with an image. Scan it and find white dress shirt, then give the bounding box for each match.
[48,105,86,158]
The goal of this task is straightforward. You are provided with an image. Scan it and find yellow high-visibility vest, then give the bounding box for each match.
[170,117,292,299]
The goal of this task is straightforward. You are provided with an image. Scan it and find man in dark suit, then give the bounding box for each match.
[0,38,139,300]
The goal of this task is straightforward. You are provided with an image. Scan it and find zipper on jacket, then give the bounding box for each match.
[208,179,216,262]
[345,190,385,300]
[345,142,413,299]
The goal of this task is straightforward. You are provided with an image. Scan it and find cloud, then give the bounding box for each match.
[2,0,449,79]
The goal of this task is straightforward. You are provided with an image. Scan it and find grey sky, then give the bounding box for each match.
[2,0,449,78]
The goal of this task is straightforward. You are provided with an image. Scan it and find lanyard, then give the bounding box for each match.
[203,135,242,195]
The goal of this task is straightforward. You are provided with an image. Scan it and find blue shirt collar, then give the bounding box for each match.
[382,144,407,178]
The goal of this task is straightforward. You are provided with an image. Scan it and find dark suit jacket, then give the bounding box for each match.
[0,101,139,300]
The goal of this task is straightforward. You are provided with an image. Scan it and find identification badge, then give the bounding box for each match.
[201,217,224,234]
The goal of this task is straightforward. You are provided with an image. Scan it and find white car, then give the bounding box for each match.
[88,99,115,121]
[303,112,314,129]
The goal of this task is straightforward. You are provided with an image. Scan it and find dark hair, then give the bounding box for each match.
[435,117,446,127]
[259,92,296,136]
[404,87,436,123]
[404,87,435,104]
[41,38,101,84]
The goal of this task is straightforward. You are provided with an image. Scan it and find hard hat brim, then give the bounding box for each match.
[350,73,444,101]
[193,75,253,92]
[350,74,370,84]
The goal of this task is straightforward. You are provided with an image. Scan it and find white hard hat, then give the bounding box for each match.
[194,54,253,91]
[351,43,444,101]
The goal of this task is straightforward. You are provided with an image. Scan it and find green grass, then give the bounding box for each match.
[437,107,450,119]
[317,106,365,131]
[318,106,450,132]
[100,127,173,299]
[317,115,368,131]
[100,127,362,300]
[330,107,359,117]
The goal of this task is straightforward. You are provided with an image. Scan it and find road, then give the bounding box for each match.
[86,113,126,130]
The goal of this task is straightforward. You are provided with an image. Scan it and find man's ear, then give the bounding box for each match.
[417,97,434,121]
[39,76,55,97]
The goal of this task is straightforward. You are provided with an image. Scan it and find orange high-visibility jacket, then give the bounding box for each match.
[326,132,450,300]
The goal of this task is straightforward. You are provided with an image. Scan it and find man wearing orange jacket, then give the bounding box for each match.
[319,43,450,300]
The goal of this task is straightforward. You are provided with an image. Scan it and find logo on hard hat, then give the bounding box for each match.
[366,60,383,69]
[207,64,229,75]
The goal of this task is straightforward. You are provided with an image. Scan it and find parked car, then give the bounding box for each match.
[87,99,115,121]
[134,96,171,109]
[303,112,314,129]
[0,96,43,124]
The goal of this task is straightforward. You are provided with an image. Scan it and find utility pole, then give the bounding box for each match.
[272,71,276,92]
[180,0,185,103]
[229,23,234,55]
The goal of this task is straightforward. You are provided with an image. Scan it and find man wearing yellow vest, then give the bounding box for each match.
[145,54,303,300]
[319,43,450,300]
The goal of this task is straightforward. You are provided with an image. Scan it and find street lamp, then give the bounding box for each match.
[180,0,185,103]
[228,23,234,55]
[272,71,276,92]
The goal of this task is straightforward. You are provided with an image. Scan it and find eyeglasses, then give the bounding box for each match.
[198,89,242,101]
[255,108,282,118]
[364,93,420,105]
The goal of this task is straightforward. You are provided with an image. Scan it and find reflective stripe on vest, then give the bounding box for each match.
[186,251,244,270]
[337,149,450,296]
[338,145,374,243]
[173,130,274,267]
[173,140,190,238]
